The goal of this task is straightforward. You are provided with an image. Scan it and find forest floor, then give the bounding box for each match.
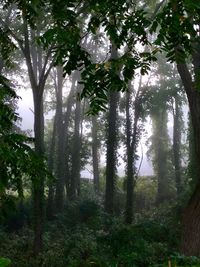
[0,195,200,267]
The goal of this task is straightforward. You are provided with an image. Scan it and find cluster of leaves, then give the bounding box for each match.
[168,253,200,266]
[0,258,11,267]
[87,1,151,48]
[3,0,46,28]
[151,0,200,62]
[81,1,158,114]
[0,28,16,69]
[40,0,91,76]
[81,50,157,114]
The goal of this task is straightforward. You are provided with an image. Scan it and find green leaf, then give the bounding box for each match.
[0,258,11,267]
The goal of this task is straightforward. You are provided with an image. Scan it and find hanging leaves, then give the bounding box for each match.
[151,0,200,63]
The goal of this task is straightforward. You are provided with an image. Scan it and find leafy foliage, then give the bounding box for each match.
[0,201,182,267]
[81,2,157,114]
[151,0,200,62]
[0,258,11,267]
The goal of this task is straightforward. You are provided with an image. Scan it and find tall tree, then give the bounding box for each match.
[125,78,144,224]
[0,2,54,253]
[63,73,77,197]
[69,72,83,199]
[171,91,184,199]
[153,0,200,255]
[54,66,65,213]
[92,115,100,193]
[105,43,120,214]
[151,103,171,204]
[46,116,57,220]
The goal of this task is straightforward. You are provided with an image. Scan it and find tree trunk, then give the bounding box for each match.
[92,116,100,193]
[177,63,200,256]
[46,114,57,220]
[125,87,134,223]
[64,90,75,197]
[105,44,119,214]
[125,88,139,224]
[152,107,170,204]
[105,90,119,214]
[172,95,182,199]
[32,89,45,255]
[187,116,198,188]
[55,66,66,213]
[69,77,82,199]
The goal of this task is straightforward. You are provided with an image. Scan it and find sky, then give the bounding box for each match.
[17,87,34,133]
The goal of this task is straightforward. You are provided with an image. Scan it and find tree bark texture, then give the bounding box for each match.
[63,83,75,197]
[54,66,66,213]
[125,88,134,224]
[105,43,119,214]
[32,90,45,255]
[177,62,200,256]
[46,115,57,220]
[172,95,182,199]
[105,90,119,214]
[69,74,82,199]
[125,85,140,224]
[92,116,100,193]
[152,107,170,204]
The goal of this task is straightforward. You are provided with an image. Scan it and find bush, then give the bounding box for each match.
[0,258,11,267]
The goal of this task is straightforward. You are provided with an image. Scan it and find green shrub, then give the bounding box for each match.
[169,254,200,266]
[0,258,11,267]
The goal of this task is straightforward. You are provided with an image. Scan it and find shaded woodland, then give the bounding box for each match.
[1,0,200,266]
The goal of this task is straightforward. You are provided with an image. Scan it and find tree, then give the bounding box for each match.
[125,77,145,223]
[104,43,120,214]
[146,59,173,204]
[92,115,100,193]
[171,87,184,199]
[153,0,200,255]
[150,100,171,204]
[53,66,65,212]
[69,72,83,198]
[0,75,49,225]
[0,2,55,253]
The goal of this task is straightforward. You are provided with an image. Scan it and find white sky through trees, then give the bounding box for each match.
[17,87,154,177]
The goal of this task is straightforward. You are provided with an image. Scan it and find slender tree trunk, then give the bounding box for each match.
[105,90,119,214]
[64,92,74,197]
[125,90,140,223]
[69,76,82,199]
[46,115,57,220]
[55,66,66,213]
[152,107,170,204]
[125,88,134,223]
[172,95,182,199]
[32,89,45,255]
[125,79,141,224]
[92,116,100,193]
[105,43,119,214]
[60,72,77,198]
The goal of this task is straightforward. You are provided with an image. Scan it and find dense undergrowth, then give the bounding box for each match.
[1,192,200,267]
